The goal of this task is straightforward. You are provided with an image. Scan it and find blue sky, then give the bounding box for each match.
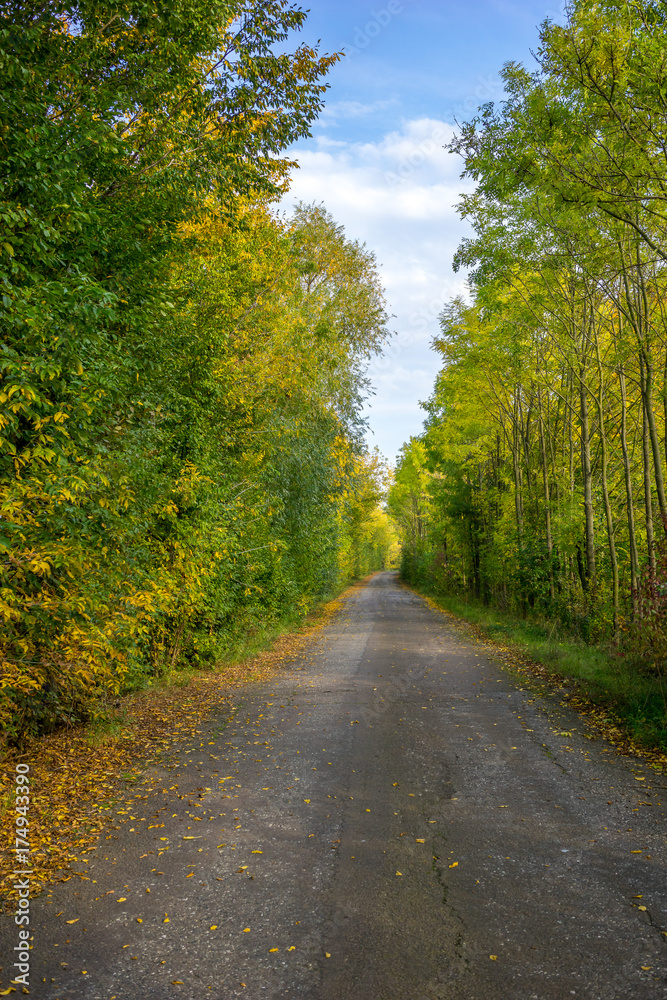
[280,0,566,463]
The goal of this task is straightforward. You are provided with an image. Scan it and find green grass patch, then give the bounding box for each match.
[410,585,667,752]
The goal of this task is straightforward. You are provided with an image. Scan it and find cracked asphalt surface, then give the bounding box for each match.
[3,571,667,999]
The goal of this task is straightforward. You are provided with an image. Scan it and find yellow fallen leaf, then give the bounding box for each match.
[136,918,142,923]
[631,850,642,853]
[243,928,251,933]
[81,970,88,975]
[366,808,370,812]
[392,782,399,786]
[66,918,80,924]
[641,966,651,971]
[638,906,647,912]
[172,981,184,985]
[325,952,331,958]
[163,918,170,923]
[489,955,497,961]
[634,777,645,781]
[269,948,279,953]
[251,850,263,854]
[449,862,459,868]
[210,925,218,930]
[415,839,425,843]
[287,946,295,951]
[304,799,311,804]
[396,871,403,876]
[0,988,17,994]
[186,873,194,878]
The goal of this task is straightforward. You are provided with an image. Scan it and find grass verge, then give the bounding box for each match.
[405,581,667,762]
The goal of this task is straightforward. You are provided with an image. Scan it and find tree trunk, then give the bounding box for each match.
[619,369,639,616]
[580,376,596,594]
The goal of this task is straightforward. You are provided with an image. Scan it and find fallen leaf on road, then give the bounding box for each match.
[489,955,497,961]
[210,925,218,930]
[66,918,79,923]
[449,862,459,868]
[287,946,295,951]
[415,839,425,843]
[396,871,403,876]
[325,952,331,958]
[269,948,279,953]
[243,928,251,933]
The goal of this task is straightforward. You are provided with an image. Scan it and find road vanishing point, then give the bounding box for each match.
[6,572,667,999]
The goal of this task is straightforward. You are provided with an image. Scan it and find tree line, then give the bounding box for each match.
[390,0,667,672]
[0,1,395,743]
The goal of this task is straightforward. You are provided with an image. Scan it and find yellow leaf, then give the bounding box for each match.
[638,906,647,912]
[136,918,142,923]
[0,988,17,994]
[287,946,295,951]
[172,981,184,985]
[489,955,497,961]
[243,928,251,933]
[210,925,218,930]
[269,948,279,953]
[449,862,459,868]
[395,871,402,876]
[66,918,79,923]
[415,839,425,843]
[251,850,263,854]
[325,952,331,958]
[304,799,311,804]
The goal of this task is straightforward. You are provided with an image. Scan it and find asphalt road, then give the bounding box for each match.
[4,572,666,999]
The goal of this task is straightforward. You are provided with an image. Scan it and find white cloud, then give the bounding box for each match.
[281,117,474,462]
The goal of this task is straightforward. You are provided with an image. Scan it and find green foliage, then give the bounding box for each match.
[0,3,394,744]
[390,0,667,735]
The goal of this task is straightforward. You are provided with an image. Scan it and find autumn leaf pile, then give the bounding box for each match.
[0,592,345,903]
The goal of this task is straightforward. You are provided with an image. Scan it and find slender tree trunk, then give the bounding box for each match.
[642,354,667,531]
[580,375,596,594]
[619,369,640,616]
[641,359,657,577]
[592,333,618,633]
[538,396,555,601]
